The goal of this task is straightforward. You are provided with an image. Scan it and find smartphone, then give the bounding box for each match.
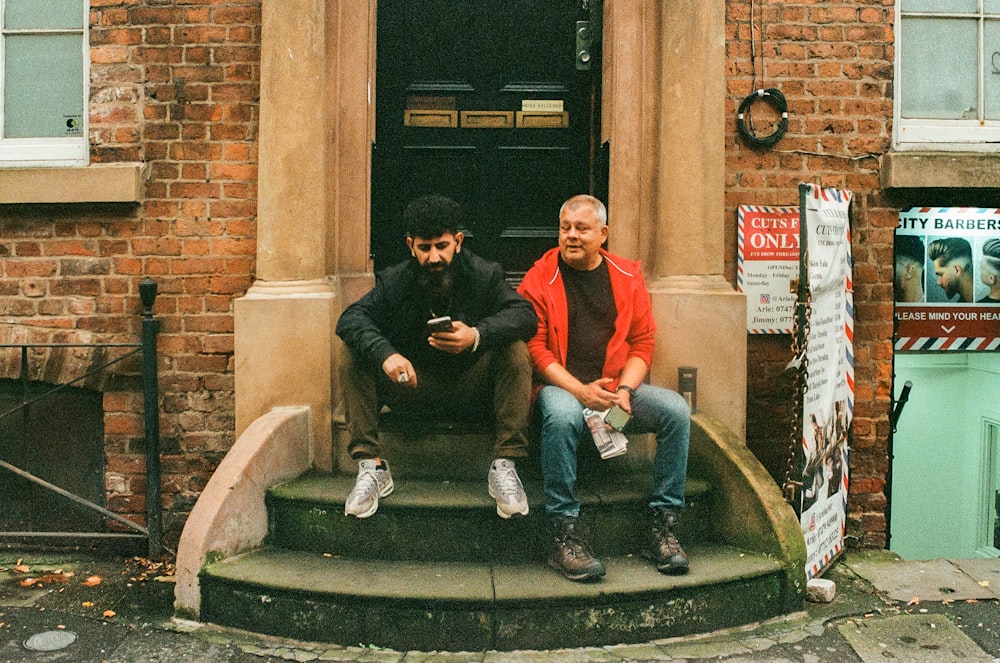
[427,316,454,333]
[605,404,631,432]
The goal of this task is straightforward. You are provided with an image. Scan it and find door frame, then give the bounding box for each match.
[234,0,746,467]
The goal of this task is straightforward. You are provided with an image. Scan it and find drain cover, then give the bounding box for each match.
[23,630,77,652]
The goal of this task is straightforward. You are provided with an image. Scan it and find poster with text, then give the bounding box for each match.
[798,184,853,580]
[738,205,800,333]
[894,207,1000,351]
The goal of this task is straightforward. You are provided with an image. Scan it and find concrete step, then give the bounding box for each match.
[334,416,663,481]
[265,471,713,562]
[200,544,788,652]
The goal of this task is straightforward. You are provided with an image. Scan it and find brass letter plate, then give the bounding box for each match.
[460,111,515,129]
[516,111,569,129]
[404,110,458,128]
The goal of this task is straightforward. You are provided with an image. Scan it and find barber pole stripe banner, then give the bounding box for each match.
[798,183,853,581]
[895,336,1000,351]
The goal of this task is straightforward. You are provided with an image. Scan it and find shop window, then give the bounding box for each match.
[895,0,1000,150]
[0,0,88,166]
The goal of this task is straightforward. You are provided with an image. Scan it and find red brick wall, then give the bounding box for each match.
[724,0,894,548]
[0,1,260,548]
[3,0,911,553]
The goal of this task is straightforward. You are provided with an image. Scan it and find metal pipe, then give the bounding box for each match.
[140,277,163,559]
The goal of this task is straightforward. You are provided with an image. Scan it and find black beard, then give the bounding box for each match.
[416,260,455,300]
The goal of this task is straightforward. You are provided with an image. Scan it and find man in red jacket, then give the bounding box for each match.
[518,194,691,582]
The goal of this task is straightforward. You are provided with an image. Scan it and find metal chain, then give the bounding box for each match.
[782,286,812,511]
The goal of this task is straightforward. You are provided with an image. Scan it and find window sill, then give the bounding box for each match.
[881,152,1000,190]
[0,163,142,204]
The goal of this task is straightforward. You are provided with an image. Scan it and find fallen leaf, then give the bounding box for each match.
[907,597,920,605]
[13,565,30,574]
[36,572,73,585]
[82,601,94,608]
[82,576,102,587]
[102,610,116,619]
[19,578,38,587]
[978,580,990,587]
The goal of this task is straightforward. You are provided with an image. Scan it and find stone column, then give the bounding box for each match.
[647,0,747,437]
[234,0,337,468]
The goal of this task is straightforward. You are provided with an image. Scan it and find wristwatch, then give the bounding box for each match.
[616,385,635,397]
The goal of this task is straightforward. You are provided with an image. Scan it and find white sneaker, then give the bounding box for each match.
[488,458,529,519]
[344,459,394,518]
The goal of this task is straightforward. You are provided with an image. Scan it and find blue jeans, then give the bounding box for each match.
[537,384,690,517]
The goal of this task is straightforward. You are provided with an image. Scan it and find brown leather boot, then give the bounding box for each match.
[548,516,606,582]
[645,507,690,575]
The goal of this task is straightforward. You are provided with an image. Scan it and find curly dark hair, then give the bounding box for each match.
[403,195,461,239]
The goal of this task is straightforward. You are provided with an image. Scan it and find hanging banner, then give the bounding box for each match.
[797,184,853,580]
[894,207,1000,351]
[737,205,800,333]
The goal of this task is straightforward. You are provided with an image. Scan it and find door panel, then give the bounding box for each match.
[373,0,602,277]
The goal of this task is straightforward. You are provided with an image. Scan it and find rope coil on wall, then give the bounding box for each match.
[737,88,788,149]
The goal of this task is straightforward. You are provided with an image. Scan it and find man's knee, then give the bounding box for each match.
[494,340,531,375]
[538,390,584,433]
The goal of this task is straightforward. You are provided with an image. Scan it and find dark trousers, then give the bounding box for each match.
[338,341,532,460]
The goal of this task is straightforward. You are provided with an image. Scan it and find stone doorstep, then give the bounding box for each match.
[268,471,712,510]
[203,544,780,603]
[199,544,788,651]
[265,472,714,562]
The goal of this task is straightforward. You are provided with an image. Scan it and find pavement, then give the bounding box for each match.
[2,548,1000,662]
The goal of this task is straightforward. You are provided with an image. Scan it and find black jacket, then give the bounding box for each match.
[336,249,537,374]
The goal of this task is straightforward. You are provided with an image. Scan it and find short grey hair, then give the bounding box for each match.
[559,194,607,227]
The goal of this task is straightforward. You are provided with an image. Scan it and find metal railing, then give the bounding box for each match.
[0,278,162,558]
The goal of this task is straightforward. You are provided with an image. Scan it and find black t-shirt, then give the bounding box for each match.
[560,256,617,383]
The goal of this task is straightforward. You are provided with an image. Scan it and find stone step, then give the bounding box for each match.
[265,471,713,562]
[200,544,788,652]
[333,416,662,481]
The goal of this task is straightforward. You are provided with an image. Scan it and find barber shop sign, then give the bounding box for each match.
[894,207,1000,351]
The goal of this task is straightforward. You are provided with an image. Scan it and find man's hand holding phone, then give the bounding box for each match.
[427,318,476,355]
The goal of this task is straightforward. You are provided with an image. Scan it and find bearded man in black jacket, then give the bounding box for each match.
[336,195,537,520]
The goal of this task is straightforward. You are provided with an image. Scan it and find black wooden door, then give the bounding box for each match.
[372,0,603,278]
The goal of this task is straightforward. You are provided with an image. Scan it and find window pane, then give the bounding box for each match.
[4,34,84,138]
[5,0,84,30]
[987,21,1000,119]
[902,0,977,13]
[987,0,1000,16]
[901,18,978,119]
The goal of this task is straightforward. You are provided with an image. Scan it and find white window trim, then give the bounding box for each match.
[893,3,1000,152]
[0,0,90,168]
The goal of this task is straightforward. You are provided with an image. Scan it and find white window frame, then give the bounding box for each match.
[894,2,1000,152]
[0,0,89,167]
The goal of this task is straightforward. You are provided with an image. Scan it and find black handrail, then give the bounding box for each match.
[0,277,162,558]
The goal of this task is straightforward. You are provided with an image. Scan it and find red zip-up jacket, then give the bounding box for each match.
[517,247,656,391]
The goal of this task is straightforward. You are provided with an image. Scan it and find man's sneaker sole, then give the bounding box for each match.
[488,483,529,519]
[345,475,394,519]
[547,557,606,582]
